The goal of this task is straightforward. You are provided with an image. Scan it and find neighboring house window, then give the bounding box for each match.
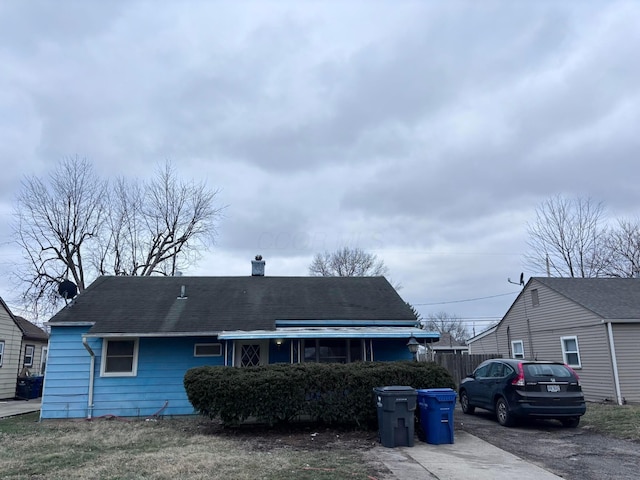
[561,336,581,368]
[101,339,139,376]
[194,343,222,357]
[511,340,525,359]
[0,340,4,367]
[24,345,35,367]
[40,346,48,374]
[531,289,540,307]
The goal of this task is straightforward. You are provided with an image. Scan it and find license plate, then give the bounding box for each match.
[547,384,561,393]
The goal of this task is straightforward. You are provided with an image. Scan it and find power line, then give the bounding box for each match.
[412,291,520,306]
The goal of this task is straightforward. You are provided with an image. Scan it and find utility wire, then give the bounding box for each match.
[412,291,520,306]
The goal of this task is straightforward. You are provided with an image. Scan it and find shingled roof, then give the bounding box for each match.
[48,275,417,335]
[14,316,49,341]
[534,277,640,320]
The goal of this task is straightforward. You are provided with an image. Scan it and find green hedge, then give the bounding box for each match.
[184,361,456,427]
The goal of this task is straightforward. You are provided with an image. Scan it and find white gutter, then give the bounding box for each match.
[82,337,96,419]
[218,327,440,340]
[605,322,624,405]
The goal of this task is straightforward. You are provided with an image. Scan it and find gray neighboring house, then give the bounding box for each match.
[421,332,468,361]
[467,277,640,405]
[0,297,49,399]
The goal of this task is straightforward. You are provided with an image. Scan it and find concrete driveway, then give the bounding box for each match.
[456,403,640,480]
[0,399,41,419]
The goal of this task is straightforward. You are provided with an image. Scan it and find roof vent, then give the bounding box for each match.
[178,285,187,299]
[252,255,265,276]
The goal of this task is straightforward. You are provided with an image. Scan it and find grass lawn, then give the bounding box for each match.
[0,413,387,480]
[581,402,640,441]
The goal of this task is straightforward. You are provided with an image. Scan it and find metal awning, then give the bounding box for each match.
[217,327,439,340]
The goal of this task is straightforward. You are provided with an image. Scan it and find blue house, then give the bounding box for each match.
[41,258,437,419]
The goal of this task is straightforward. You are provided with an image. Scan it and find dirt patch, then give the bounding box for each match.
[191,418,381,452]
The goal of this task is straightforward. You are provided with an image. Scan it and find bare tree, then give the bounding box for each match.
[308,247,389,277]
[603,219,640,278]
[96,163,223,276]
[525,195,608,278]
[13,158,224,318]
[13,157,108,317]
[421,311,469,343]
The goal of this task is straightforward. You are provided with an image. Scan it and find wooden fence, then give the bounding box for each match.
[420,353,503,387]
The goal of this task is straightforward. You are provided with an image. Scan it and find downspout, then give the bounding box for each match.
[605,322,623,405]
[526,318,535,360]
[82,337,95,419]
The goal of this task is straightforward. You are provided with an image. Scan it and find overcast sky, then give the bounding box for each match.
[1,1,639,331]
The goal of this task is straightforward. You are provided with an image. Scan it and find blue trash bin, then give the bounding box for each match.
[417,388,457,445]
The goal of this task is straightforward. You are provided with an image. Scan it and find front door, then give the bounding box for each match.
[235,340,268,367]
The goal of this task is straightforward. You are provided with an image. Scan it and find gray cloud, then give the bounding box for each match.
[1,1,639,324]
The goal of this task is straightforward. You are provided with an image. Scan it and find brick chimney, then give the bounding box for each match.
[251,255,265,276]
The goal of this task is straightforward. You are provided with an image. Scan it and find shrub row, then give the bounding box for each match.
[184,361,456,427]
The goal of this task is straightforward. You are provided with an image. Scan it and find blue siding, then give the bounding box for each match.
[373,339,414,361]
[40,326,92,419]
[42,330,225,419]
[91,337,224,418]
[269,340,291,363]
[42,328,414,419]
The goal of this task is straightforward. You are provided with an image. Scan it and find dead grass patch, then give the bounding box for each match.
[581,402,640,442]
[0,414,389,480]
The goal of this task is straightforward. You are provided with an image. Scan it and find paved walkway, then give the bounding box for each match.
[0,399,41,419]
[373,431,562,479]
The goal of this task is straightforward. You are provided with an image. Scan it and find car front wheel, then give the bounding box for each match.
[495,397,515,427]
[561,417,580,428]
[460,390,475,414]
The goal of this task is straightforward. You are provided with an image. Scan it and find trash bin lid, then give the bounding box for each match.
[417,388,457,401]
[374,386,416,394]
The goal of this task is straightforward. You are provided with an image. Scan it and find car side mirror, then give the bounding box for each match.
[467,372,475,379]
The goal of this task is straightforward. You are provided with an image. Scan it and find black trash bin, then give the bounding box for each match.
[30,376,44,398]
[416,388,457,445]
[15,376,43,400]
[373,386,417,448]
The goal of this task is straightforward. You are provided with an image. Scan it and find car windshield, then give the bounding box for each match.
[524,364,572,378]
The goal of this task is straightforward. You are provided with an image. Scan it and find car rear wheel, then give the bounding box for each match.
[495,397,515,427]
[460,390,475,414]
[561,417,580,428]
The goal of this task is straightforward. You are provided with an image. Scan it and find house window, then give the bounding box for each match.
[303,339,362,363]
[531,289,540,307]
[101,338,139,376]
[561,336,581,368]
[24,345,35,367]
[194,343,222,357]
[0,340,4,367]
[40,346,48,374]
[511,340,525,359]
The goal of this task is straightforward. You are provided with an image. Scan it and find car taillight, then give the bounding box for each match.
[512,362,525,387]
[565,364,581,386]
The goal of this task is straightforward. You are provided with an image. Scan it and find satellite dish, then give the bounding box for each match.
[508,273,525,287]
[58,279,78,300]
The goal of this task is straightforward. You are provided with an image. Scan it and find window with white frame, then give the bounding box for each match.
[561,336,581,368]
[24,344,35,367]
[511,340,525,359]
[40,346,48,374]
[0,340,4,367]
[101,338,139,376]
[194,343,222,357]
